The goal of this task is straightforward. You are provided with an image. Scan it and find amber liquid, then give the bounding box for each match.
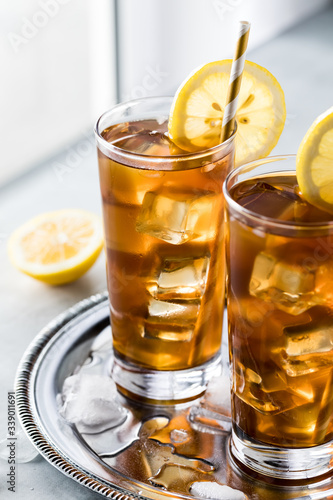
[98,119,233,370]
[228,173,333,447]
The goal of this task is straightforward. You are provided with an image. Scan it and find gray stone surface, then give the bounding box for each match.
[1,7,333,498]
[0,138,107,499]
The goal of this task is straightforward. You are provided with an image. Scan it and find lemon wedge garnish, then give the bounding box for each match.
[168,59,286,167]
[296,106,333,214]
[8,209,103,285]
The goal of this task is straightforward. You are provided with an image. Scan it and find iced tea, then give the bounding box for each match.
[225,163,333,455]
[96,100,234,383]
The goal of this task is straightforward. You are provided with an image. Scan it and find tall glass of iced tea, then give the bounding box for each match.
[224,155,333,479]
[95,97,235,402]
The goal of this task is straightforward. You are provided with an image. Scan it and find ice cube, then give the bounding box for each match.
[280,359,319,377]
[315,259,333,308]
[313,369,333,443]
[170,429,190,444]
[277,319,333,376]
[238,363,289,395]
[147,298,199,324]
[283,371,329,410]
[259,371,288,393]
[242,181,301,202]
[122,130,174,157]
[137,188,218,245]
[236,181,302,220]
[244,367,262,385]
[58,373,127,433]
[249,252,275,293]
[234,361,310,415]
[288,381,315,402]
[145,414,194,448]
[142,298,200,341]
[119,134,154,154]
[201,370,231,416]
[285,320,333,357]
[257,371,332,445]
[235,377,307,415]
[249,248,317,315]
[275,392,333,444]
[266,192,310,224]
[148,256,210,301]
[234,357,289,395]
[143,324,194,342]
[103,201,156,253]
[191,481,248,500]
[234,363,278,414]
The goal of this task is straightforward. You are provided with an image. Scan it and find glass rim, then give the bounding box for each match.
[223,154,333,232]
[94,95,236,164]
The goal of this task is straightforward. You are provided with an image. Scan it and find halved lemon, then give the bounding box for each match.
[296,106,333,214]
[8,209,103,285]
[168,59,286,167]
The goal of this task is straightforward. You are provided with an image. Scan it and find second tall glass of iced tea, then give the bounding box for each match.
[95,97,235,402]
[224,155,333,479]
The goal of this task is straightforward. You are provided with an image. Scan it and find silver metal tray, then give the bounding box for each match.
[15,292,333,500]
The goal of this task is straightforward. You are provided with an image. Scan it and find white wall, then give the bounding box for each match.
[1,0,117,185]
[117,0,332,100]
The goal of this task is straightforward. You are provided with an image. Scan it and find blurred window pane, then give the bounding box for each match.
[1,0,116,185]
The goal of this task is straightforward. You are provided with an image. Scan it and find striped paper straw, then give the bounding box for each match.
[220,21,251,143]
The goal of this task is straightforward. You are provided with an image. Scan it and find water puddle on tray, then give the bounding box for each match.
[55,326,252,500]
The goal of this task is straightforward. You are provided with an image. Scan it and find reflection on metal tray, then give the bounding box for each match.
[15,292,333,500]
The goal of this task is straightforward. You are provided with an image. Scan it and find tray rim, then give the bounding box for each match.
[15,291,149,500]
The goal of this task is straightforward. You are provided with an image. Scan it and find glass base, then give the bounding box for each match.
[111,351,222,403]
[230,425,333,480]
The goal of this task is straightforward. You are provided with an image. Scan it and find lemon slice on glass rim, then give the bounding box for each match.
[296,106,333,215]
[8,209,103,285]
[168,59,286,167]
